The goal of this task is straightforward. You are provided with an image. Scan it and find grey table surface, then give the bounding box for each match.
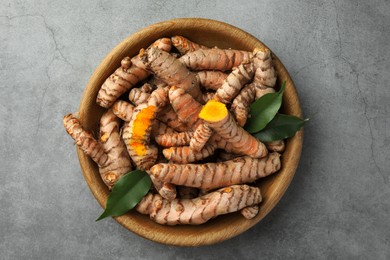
[1,0,389,259]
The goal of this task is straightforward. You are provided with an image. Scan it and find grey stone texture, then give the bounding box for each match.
[1,0,389,259]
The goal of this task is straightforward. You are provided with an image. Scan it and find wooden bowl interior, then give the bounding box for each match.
[76,18,303,246]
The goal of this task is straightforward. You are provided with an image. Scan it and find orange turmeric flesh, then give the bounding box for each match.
[198,100,228,122]
[130,106,156,156]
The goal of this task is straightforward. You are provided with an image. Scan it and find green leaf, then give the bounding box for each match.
[244,81,286,133]
[253,113,308,142]
[96,170,151,221]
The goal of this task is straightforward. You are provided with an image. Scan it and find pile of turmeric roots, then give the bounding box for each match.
[64,36,285,225]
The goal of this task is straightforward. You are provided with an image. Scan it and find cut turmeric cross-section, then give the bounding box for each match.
[199,100,268,158]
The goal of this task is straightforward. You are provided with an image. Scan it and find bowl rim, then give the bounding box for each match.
[76,18,303,246]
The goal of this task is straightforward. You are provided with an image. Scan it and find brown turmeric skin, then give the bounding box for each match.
[128,83,153,106]
[135,185,262,225]
[231,84,275,126]
[63,112,132,189]
[112,100,135,122]
[168,86,203,127]
[171,35,208,54]
[162,144,216,164]
[214,63,255,103]
[190,63,255,151]
[240,205,259,220]
[96,38,172,108]
[150,153,281,190]
[196,70,228,91]
[155,131,194,147]
[179,48,253,71]
[141,47,202,102]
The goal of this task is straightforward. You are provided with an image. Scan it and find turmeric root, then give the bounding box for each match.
[189,123,213,152]
[63,112,132,189]
[196,71,228,91]
[141,47,202,102]
[123,87,170,170]
[63,114,109,167]
[155,131,193,147]
[171,35,208,54]
[112,100,177,137]
[214,63,255,103]
[240,205,259,219]
[162,144,216,163]
[169,86,203,127]
[253,48,277,87]
[179,48,253,71]
[199,100,268,158]
[157,104,190,132]
[230,84,275,126]
[189,63,255,151]
[135,185,262,225]
[150,153,280,190]
[128,83,153,106]
[112,100,135,122]
[151,120,178,137]
[96,38,172,108]
[149,175,177,201]
[122,104,158,170]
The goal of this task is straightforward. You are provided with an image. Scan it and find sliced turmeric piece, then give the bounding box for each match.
[190,63,255,151]
[135,185,262,225]
[199,101,268,158]
[122,104,158,170]
[150,153,280,190]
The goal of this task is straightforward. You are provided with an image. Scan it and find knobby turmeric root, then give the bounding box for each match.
[122,105,158,170]
[240,205,260,220]
[123,87,169,170]
[112,100,135,122]
[63,112,132,189]
[65,37,290,225]
[171,35,208,54]
[199,100,268,158]
[135,185,262,225]
[155,131,194,147]
[196,70,228,91]
[190,63,255,151]
[96,38,172,108]
[162,143,216,164]
[141,47,202,102]
[150,153,281,190]
[128,83,153,106]
[168,86,203,127]
[179,48,253,71]
[231,84,275,126]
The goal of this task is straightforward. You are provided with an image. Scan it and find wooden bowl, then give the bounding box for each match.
[76,18,303,246]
